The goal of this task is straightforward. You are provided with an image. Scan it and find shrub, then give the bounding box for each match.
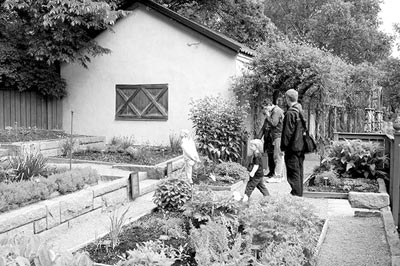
[0,167,99,213]
[110,135,136,150]
[7,152,48,181]
[214,162,248,182]
[239,195,324,266]
[324,139,389,179]
[189,96,248,163]
[153,178,192,212]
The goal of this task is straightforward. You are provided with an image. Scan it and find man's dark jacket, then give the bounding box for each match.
[280,103,305,152]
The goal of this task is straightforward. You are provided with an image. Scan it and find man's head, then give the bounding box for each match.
[285,89,298,105]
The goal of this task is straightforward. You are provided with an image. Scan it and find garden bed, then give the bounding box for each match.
[195,180,244,192]
[80,195,325,266]
[0,128,72,143]
[57,145,181,165]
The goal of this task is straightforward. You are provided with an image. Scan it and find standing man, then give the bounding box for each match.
[257,91,284,182]
[281,89,305,196]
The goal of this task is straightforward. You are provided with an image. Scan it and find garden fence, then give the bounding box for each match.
[333,132,400,226]
[0,89,62,130]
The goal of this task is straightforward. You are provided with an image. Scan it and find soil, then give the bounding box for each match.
[305,177,379,193]
[0,128,73,143]
[60,147,181,165]
[81,210,196,266]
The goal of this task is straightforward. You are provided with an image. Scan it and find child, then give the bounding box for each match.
[180,129,200,184]
[244,139,270,200]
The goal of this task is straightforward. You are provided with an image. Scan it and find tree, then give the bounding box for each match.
[156,0,281,49]
[0,0,125,96]
[379,58,400,111]
[262,0,393,64]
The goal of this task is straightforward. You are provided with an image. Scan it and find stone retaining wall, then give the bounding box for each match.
[0,176,130,239]
[348,178,390,209]
[0,136,106,157]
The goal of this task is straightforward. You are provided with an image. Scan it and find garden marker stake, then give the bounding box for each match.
[70,110,74,170]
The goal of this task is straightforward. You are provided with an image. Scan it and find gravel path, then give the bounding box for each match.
[317,216,391,266]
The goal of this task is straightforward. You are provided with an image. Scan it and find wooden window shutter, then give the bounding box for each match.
[115,84,168,120]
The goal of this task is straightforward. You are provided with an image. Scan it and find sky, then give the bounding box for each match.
[379,0,400,58]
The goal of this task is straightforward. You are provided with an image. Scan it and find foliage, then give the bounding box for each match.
[214,162,248,182]
[0,127,70,143]
[324,139,389,179]
[0,235,93,266]
[261,0,392,64]
[60,138,77,156]
[239,196,324,266]
[153,178,192,212]
[183,190,241,227]
[379,57,400,111]
[189,96,249,163]
[156,0,280,50]
[7,152,48,181]
[0,0,125,96]
[0,167,99,213]
[134,215,188,240]
[233,39,352,129]
[110,136,136,150]
[189,221,256,266]
[108,207,130,250]
[117,240,185,266]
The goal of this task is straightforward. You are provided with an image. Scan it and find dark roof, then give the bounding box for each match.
[119,0,255,57]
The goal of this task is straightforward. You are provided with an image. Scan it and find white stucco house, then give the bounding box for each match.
[61,0,254,145]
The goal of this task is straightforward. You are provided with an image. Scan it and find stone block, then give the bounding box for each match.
[0,204,46,233]
[34,218,47,234]
[97,187,129,208]
[59,190,93,223]
[92,178,128,197]
[45,200,61,229]
[348,191,390,209]
[0,223,34,240]
[39,140,61,150]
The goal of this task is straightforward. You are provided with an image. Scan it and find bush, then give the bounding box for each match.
[153,178,192,212]
[189,96,248,163]
[324,139,389,179]
[7,152,48,181]
[214,162,248,182]
[239,195,324,266]
[0,167,99,213]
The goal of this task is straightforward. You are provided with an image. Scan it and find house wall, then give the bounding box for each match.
[61,4,243,145]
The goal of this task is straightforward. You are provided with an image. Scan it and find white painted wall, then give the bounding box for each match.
[61,4,245,145]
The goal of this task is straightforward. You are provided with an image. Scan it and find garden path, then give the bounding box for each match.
[250,153,392,266]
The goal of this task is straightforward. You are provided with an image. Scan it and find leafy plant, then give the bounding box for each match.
[183,190,241,227]
[214,162,248,182]
[110,136,136,150]
[60,138,77,156]
[153,178,192,212]
[323,139,389,179]
[108,207,130,250]
[239,196,324,266]
[189,221,256,266]
[0,235,93,266]
[7,152,48,181]
[189,96,248,163]
[117,240,185,266]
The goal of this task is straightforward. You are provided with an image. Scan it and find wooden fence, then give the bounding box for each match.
[333,131,399,226]
[0,90,62,130]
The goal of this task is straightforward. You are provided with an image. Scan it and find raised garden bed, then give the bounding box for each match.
[195,180,244,192]
[304,177,390,209]
[0,128,72,143]
[79,195,325,266]
[57,146,181,165]
[0,171,133,239]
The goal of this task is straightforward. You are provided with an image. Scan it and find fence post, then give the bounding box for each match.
[392,123,400,226]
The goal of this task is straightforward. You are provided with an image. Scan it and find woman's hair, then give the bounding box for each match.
[249,139,263,153]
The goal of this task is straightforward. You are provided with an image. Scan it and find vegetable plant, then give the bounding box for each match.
[153,178,192,212]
